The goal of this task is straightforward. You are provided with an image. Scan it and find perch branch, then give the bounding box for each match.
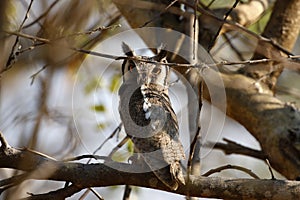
[0,132,300,199]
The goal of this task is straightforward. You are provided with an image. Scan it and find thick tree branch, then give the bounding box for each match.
[203,70,300,180]
[0,141,300,200]
[262,0,300,52]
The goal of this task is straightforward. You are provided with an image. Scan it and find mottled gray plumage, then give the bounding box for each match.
[118,42,185,190]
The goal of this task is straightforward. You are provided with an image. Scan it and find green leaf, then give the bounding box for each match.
[84,78,102,94]
[109,74,121,93]
[111,151,128,162]
[97,123,107,130]
[127,140,134,154]
[91,104,106,112]
[248,8,272,34]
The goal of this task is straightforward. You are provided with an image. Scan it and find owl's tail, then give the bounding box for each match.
[153,162,185,191]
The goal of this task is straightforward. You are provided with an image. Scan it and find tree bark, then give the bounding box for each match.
[1,144,300,200]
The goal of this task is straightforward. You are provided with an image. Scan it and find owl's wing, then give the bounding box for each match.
[138,85,186,189]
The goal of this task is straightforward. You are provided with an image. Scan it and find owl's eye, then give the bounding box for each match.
[128,64,134,72]
[128,61,135,72]
[161,58,167,63]
[152,67,161,74]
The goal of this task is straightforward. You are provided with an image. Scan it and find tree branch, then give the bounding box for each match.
[20,184,82,200]
[206,138,267,160]
[202,164,260,179]
[203,70,300,180]
[0,133,300,199]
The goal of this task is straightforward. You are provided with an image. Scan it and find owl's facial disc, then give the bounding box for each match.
[136,57,169,87]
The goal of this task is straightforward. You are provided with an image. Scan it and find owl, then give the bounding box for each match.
[118,42,185,190]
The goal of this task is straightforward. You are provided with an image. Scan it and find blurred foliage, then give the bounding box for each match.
[112,146,132,162]
[1,0,120,73]
[248,7,272,33]
[85,77,103,94]
[127,139,134,154]
[109,73,122,93]
[91,104,106,112]
[200,0,237,8]
[97,123,107,130]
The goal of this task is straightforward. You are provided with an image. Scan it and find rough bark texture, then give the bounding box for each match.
[203,70,300,180]
[1,145,300,200]
[263,0,300,51]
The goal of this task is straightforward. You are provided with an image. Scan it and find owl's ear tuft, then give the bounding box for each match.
[122,42,136,57]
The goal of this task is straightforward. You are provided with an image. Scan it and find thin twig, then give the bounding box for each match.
[20,184,82,200]
[206,0,217,8]
[122,185,132,200]
[192,0,199,60]
[178,0,293,56]
[78,123,123,200]
[202,164,260,179]
[140,0,179,28]
[62,155,108,162]
[206,138,267,160]
[208,0,240,51]
[56,24,121,39]
[4,30,50,43]
[5,30,300,70]
[5,0,34,69]
[265,159,276,180]
[30,64,48,85]
[8,25,122,44]
[107,136,130,159]
[215,58,273,66]
[23,0,60,29]
[93,123,123,155]
[20,0,34,28]
[90,188,104,200]
[186,126,201,198]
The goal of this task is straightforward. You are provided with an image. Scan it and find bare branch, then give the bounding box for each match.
[20,184,82,200]
[23,0,60,29]
[140,0,179,28]
[207,0,240,51]
[5,0,34,69]
[93,123,123,155]
[62,155,108,162]
[0,133,300,199]
[202,164,260,179]
[203,71,300,180]
[122,185,132,200]
[206,138,267,160]
[5,30,300,73]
